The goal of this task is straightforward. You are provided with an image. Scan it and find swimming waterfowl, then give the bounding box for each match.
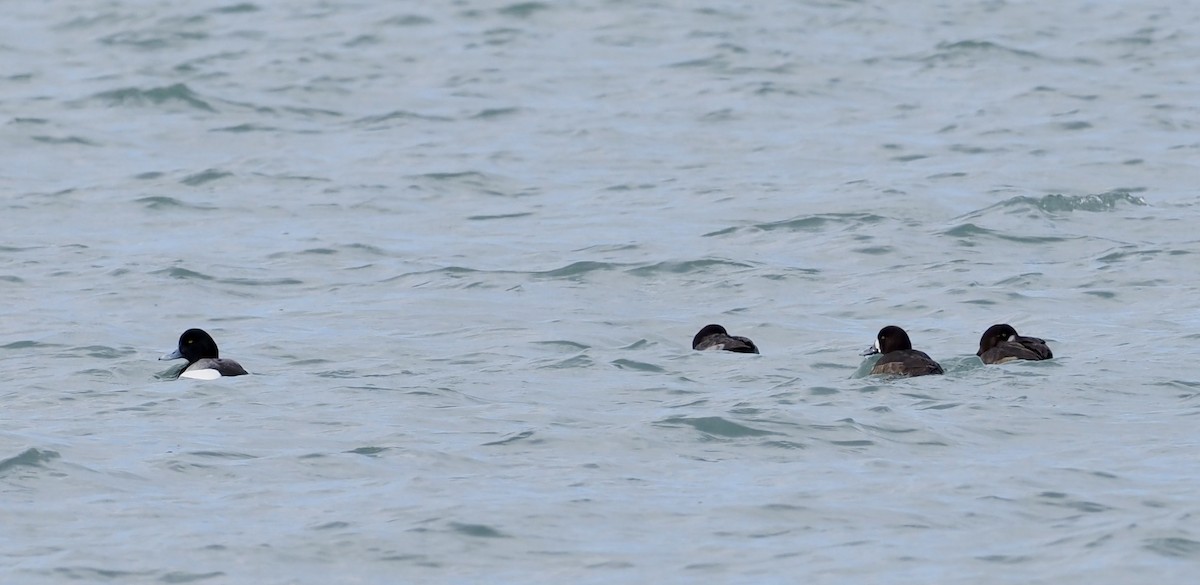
[160,328,248,380]
[692,324,759,354]
[862,325,943,377]
[976,323,1052,364]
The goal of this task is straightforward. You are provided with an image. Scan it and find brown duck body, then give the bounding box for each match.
[865,325,943,377]
[977,324,1052,364]
[692,324,759,354]
[871,349,945,377]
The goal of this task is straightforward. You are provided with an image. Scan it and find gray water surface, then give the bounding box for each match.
[3,1,1199,583]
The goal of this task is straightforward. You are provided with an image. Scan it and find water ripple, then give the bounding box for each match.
[610,358,665,372]
[354,110,454,126]
[942,223,1074,245]
[655,416,781,438]
[0,448,60,474]
[627,258,753,275]
[535,261,624,280]
[482,430,536,446]
[1143,537,1200,559]
[919,40,1048,63]
[751,213,888,233]
[87,83,216,112]
[449,522,509,538]
[958,192,1148,221]
[136,196,215,210]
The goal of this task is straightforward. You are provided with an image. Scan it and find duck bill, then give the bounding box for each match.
[160,349,183,361]
[860,337,882,357]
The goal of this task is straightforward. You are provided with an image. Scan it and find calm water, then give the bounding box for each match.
[3,1,1200,583]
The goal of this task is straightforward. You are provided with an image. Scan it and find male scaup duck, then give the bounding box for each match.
[692,324,759,354]
[862,325,943,377]
[976,323,1052,364]
[160,328,248,380]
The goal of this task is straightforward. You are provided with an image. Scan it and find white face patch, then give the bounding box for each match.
[180,369,222,380]
[1007,334,1017,342]
[873,339,882,352]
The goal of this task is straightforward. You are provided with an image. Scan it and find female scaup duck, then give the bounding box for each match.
[976,323,1052,364]
[692,324,759,354]
[862,325,943,377]
[160,328,248,380]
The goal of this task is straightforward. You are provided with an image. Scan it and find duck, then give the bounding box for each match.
[160,328,249,380]
[862,325,943,377]
[976,323,1052,364]
[692,324,759,354]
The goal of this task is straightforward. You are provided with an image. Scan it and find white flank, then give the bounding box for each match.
[181,369,222,381]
